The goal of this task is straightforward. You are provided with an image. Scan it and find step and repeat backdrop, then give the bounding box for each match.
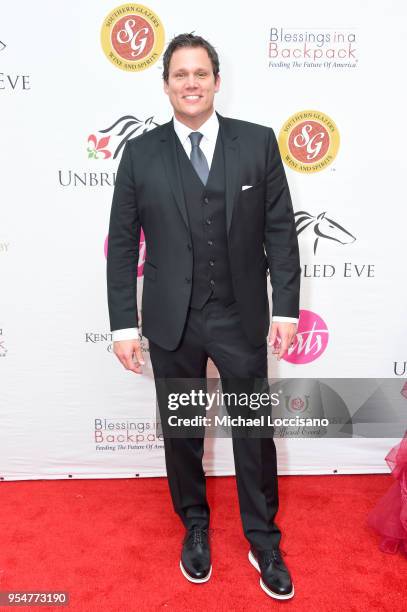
[1,1,406,480]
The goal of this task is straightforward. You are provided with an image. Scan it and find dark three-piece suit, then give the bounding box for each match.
[107,112,301,550]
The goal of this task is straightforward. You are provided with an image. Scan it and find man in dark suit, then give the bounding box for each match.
[107,33,300,600]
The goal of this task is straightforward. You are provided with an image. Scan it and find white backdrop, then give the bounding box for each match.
[1,0,406,480]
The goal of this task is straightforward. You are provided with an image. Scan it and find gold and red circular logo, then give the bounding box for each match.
[278,110,340,173]
[101,4,165,72]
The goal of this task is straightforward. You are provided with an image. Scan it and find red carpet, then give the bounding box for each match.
[0,475,405,611]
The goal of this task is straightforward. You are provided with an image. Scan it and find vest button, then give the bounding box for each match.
[206,218,212,225]
[203,197,209,204]
[207,240,214,246]
[210,280,215,287]
[209,260,215,266]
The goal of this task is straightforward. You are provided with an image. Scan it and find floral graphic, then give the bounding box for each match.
[87,115,160,161]
[291,397,305,412]
[87,135,112,160]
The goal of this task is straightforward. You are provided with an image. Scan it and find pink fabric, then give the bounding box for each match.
[368,429,407,557]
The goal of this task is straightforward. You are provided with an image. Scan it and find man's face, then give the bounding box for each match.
[164,46,220,127]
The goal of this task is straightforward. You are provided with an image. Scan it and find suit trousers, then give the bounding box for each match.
[148,298,281,551]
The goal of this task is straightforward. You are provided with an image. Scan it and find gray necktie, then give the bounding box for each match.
[189,132,209,185]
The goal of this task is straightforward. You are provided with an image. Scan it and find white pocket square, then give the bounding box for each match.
[241,185,253,191]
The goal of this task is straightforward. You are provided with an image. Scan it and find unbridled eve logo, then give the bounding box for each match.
[295,211,356,255]
[87,115,160,160]
[278,110,340,173]
[101,4,165,72]
[283,309,329,364]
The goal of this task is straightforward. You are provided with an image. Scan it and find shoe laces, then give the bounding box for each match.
[191,527,208,545]
[263,548,285,565]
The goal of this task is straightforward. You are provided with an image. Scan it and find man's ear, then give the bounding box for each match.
[214,74,221,93]
[163,79,169,95]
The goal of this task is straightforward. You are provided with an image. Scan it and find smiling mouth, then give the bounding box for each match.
[183,95,202,100]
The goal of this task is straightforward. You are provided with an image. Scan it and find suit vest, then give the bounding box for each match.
[175,130,236,309]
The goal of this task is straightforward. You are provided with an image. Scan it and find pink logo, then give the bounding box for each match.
[290,397,305,412]
[104,228,146,278]
[282,309,329,364]
[87,134,111,159]
[285,395,310,414]
[111,16,154,61]
[288,121,329,164]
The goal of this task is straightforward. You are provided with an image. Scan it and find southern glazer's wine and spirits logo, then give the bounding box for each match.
[268,27,357,70]
[101,4,165,72]
[282,309,329,364]
[295,210,356,255]
[87,115,159,160]
[278,110,340,173]
[58,113,160,187]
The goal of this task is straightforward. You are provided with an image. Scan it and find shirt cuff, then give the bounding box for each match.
[272,316,298,324]
[112,328,140,342]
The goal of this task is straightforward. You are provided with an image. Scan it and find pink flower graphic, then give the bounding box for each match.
[291,397,305,412]
[87,134,111,160]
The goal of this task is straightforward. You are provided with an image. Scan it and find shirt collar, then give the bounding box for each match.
[173,110,219,146]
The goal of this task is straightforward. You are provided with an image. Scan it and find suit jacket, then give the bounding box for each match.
[106,112,301,350]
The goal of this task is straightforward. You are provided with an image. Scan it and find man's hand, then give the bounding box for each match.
[113,339,145,374]
[268,322,297,361]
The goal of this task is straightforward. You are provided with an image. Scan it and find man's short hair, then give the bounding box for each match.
[162,33,220,82]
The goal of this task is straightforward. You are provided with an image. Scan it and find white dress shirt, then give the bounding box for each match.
[112,111,297,342]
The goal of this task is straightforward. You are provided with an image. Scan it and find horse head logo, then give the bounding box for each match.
[100,115,160,159]
[295,211,356,254]
[88,115,160,161]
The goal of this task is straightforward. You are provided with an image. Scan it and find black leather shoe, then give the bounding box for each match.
[180,527,212,583]
[248,547,294,599]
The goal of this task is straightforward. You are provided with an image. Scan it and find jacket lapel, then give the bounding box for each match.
[160,120,190,230]
[217,112,240,235]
